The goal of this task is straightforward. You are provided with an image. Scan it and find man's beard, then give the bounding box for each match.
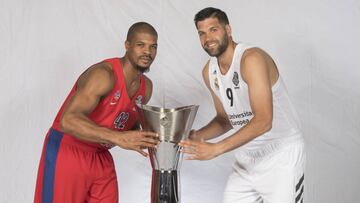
[204,34,229,57]
[134,55,152,73]
[134,65,150,73]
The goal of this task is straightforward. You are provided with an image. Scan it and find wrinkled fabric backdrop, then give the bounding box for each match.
[0,0,359,202]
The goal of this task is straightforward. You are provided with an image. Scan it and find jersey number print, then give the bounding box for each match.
[114,112,129,129]
[226,88,234,107]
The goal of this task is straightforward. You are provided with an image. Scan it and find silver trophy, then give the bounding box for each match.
[137,104,199,203]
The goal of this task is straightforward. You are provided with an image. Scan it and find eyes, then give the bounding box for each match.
[151,44,158,50]
[135,42,157,50]
[198,27,219,36]
[210,27,218,32]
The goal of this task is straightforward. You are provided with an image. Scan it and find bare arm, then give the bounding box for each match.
[191,62,232,141]
[59,62,116,143]
[181,48,276,160]
[216,48,274,154]
[59,62,158,156]
[143,75,153,104]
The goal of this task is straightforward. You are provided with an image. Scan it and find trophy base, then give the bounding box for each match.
[151,170,180,203]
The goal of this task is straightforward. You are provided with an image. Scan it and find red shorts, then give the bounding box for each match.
[34,128,118,203]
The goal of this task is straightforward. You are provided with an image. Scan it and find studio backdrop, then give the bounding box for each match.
[0,0,359,202]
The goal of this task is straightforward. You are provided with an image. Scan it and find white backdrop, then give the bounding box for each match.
[1,0,360,202]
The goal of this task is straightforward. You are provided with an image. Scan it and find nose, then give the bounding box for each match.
[143,45,151,55]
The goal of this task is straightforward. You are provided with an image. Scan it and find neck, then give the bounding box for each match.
[217,40,237,74]
[120,56,142,88]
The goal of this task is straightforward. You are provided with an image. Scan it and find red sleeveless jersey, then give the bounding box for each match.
[51,58,146,149]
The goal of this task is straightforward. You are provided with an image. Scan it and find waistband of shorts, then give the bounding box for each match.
[236,135,304,160]
[48,127,108,152]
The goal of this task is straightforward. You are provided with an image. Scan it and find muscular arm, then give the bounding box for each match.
[59,62,116,144]
[59,62,158,156]
[193,62,232,141]
[216,48,275,154]
[181,48,277,160]
[143,75,153,104]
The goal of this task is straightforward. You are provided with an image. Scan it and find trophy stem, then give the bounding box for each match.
[151,170,180,203]
[137,104,199,203]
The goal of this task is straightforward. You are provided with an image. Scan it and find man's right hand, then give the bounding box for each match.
[111,130,159,157]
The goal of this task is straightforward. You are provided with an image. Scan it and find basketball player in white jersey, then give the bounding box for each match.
[179,7,305,203]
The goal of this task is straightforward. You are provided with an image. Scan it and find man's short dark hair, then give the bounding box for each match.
[194,7,229,28]
[126,22,158,41]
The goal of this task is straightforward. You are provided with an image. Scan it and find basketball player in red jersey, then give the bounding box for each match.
[34,22,159,203]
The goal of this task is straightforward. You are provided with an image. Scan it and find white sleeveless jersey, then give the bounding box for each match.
[208,43,303,152]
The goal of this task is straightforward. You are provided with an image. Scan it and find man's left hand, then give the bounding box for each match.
[179,139,221,160]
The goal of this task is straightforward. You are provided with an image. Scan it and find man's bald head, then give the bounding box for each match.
[126,22,158,42]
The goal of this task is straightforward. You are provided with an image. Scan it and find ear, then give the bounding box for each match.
[225,24,232,37]
[125,40,130,51]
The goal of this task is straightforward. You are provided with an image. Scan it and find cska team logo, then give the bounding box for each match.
[135,95,143,105]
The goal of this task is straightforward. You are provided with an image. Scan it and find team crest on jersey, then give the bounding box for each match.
[212,70,219,90]
[114,112,129,129]
[232,72,240,87]
[135,95,143,105]
[110,90,121,105]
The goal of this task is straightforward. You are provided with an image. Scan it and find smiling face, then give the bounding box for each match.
[125,32,158,73]
[196,17,231,57]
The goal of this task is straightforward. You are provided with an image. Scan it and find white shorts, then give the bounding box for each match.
[223,141,305,203]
